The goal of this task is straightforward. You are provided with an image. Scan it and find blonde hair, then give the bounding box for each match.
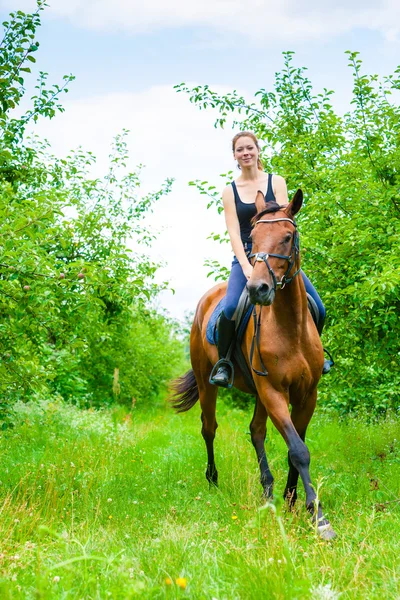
[232,131,264,171]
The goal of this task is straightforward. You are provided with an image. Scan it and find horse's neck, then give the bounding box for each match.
[271,273,308,327]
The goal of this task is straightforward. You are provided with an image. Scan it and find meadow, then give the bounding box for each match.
[0,398,399,599]
[0,6,399,599]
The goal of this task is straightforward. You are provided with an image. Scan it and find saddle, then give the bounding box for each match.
[206,290,321,394]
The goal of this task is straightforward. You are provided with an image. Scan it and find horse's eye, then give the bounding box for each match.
[283,234,292,244]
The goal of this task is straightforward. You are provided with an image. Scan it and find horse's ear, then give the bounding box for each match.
[255,190,266,214]
[286,189,303,219]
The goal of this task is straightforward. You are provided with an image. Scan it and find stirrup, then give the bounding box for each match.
[209,359,234,389]
[322,348,335,375]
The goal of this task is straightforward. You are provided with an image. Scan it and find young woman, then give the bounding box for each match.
[212,131,332,387]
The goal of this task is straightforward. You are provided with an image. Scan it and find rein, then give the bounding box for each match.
[248,216,301,378]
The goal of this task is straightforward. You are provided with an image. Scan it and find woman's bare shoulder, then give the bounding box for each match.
[272,174,289,205]
[272,173,287,185]
[222,184,234,202]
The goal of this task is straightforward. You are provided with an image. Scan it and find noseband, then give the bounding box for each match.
[248,217,301,291]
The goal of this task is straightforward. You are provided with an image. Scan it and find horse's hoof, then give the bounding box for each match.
[317,523,337,541]
[262,492,274,503]
[284,490,297,509]
[262,484,274,501]
[205,469,218,488]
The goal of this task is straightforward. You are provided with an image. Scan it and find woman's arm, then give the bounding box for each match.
[222,186,253,279]
[273,175,289,206]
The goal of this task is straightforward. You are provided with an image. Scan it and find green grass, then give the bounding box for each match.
[0,398,399,599]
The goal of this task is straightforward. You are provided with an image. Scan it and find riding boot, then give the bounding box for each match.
[210,311,236,387]
[317,314,334,375]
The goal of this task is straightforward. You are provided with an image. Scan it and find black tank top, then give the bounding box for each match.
[232,173,276,244]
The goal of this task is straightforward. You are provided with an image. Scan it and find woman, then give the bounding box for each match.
[212,131,333,387]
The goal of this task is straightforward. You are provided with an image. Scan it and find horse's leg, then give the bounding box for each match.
[188,309,220,487]
[250,396,274,499]
[283,438,303,509]
[283,426,307,509]
[284,396,320,510]
[260,386,336,539]
[199,378,219,486]
[283,400,313,508]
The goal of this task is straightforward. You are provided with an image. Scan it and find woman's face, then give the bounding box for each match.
[233,136,259,169]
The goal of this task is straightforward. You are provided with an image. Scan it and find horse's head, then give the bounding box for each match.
[246,189,303,306]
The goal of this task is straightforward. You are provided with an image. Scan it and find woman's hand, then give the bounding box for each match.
[241,262,253,280]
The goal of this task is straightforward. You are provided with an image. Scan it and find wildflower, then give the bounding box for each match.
[107,498,112,503]
[53,576,60,583]
[165,577,172,585]
[176,577,187,589]
[108,515,113,519]
[310,583,341,600]
[231,515,238,520]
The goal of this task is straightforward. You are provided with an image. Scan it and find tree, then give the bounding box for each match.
[0,2,184,418]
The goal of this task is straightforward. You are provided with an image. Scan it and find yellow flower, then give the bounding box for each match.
[165,577,172,585]
[232,515,238,520]
[108,515,112,519]
[176,577,187,589]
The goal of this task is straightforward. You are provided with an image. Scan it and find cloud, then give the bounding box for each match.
[30,85,236,319]
[2,0,400,43]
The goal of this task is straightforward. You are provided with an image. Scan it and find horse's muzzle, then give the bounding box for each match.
[246,282,275,306]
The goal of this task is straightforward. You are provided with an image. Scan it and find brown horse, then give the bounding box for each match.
[170,189,336,540]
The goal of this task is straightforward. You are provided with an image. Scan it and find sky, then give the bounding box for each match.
[1,0,400,321]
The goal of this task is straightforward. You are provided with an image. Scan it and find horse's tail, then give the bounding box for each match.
[169,369,199,413]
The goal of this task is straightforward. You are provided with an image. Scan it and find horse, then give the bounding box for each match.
[170,189,336,540]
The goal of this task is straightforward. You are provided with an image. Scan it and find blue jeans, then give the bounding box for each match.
[224,245,326,330]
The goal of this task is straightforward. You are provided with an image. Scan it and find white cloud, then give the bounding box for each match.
[31,85,236,320]
[1,0,399,43]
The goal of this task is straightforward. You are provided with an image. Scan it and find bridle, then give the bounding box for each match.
[248,216,301,378]
[248,217,301,291]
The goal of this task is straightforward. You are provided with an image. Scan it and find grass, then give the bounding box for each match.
[0,398,399,599]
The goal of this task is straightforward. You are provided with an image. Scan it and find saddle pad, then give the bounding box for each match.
[206,297,253,346]
[206,298,225,345]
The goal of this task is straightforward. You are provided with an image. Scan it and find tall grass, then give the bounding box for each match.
[0,398,399,598]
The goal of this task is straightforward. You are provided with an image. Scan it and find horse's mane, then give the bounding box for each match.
[251,201,286,226]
